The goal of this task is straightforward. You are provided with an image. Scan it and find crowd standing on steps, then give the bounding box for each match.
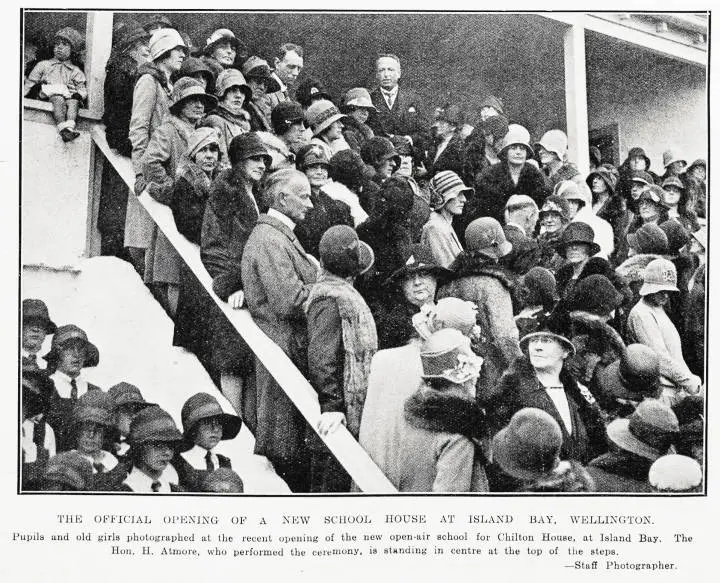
[22,14,706,493]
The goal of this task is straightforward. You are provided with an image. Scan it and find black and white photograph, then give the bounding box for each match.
[17,8,708,499]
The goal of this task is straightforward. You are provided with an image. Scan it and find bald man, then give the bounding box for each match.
[240,169,317,492]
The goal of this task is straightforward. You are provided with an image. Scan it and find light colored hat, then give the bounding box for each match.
[499,124,533,159]
[649,454,702,492]
[305,99,346,136]
[519,330,575,357]
[534,129,568,160]
[149,28,187,62]
[214,68,251,101]
[662,149,687,168]
[505,194,538,212]
[555,179,592,207]
[203,28,242,55]
[186,127,221,160]
[639,257,679,296]
[430,170,473,208]
[606,400,679,461]
[342,87,376,111]
[420,329,482,385]
[464,217,512,258]
[433,298,478,336]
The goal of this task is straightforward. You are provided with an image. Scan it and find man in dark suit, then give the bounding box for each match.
[501,194,541,275]
[366,54,428,158]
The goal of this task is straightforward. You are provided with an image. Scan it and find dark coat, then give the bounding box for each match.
[501,224,541,275]
[586,450,654,493]
[295,190,353,259]
[684,264,705,379]
[103,51,140,157]
[428,132,466,177]
[439,254,522,396]
[45,383,102,453]
[199,168,259,374]
[342,116,375,153]
[366,86,426,140]
[486,356,608,464]
[471,161,550,224]
[240,214,318,470]
[595,195,632,264]
[373,295,421,350]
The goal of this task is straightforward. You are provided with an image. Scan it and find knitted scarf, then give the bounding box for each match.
[305,276,378,437]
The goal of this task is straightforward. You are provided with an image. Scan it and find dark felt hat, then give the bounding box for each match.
[296,143,330,170]
[433,103,464,127]
[22,369,54,418]
[228,132,271,167]
[606,399,679,460]
[296,76,333,108]
[199,468,245,493]
[181,392,242,442]
[586,166,618,195]
[71,390,115,429]
[554,222,601,257]
[361,136,401,169]
[107,382,155,410]
[627,223,669,255]
[539,195,572,223]
[596,344,661,401]
[328,149,374,189]
[43,325,99,368]
[385,244,452,287]
[242,56,281,93]
[479,95,504,115]
[177,57,215,91]
[627,146,651,171]
[319,225,374,278]
[128,405,188,450]
[271,100,305,134]
[464,217,512,258]
[169,77,217,115]
[23,298,57,333]
[114,19,150,52]
[659,220,691,255]
[565,274,623,317]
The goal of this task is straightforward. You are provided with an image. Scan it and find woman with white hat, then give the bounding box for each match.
[200,28,246,80]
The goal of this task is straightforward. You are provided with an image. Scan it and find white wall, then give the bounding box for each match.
[586,33,707,169]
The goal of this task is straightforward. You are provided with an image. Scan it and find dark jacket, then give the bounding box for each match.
[471,161,550,223]
[367,86,426,140]
[45,383,103,453]
[684,263,705,379]
[295,190,353,259]
[373,295,421,350]
[501,224,541,275]
[342,116,375,153]
[486,356,608,464]
[428,132,466,177]
[103,51,140,157]
[595,195,632,264]
[586,450,654,493]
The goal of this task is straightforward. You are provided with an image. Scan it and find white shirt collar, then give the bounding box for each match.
[268,208,296,231]
[271,72,287,94]
[75,450,119,473]
[122,465,178,493]
[182,445,219,470]
[50,370,88,399]
[380,85,399,98]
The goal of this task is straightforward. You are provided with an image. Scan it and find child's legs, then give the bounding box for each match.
[48,95,67,125]
[65,98,80,123]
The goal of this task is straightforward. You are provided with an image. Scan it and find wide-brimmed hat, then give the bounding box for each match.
[296,143,329,170]
[534,129,568,161]
[341,87,376,112]
[420,328,482,385]
[639,257,678,296]
[107,382,156,410]
[361,136,401,168]
[662,149,687,169]
[636,185,670,209]
[305,99,346,136]
[492,407,563,481]
[186,127,221,161]
[271,100,305,133]
[659,220,691,255]
[181,392,242,442]
[519,267,557,309]
[429,170,473,209]
[606,399,679,461]
[241,56,280,92]
[627,146,651,170]
[319,225,374,278]
[328,149,374,188]
[22,368,55,418]
[113,19,150,52]
[23,298,56,333]
[519,326,575,358]
[228,132,271,167]
[479,95,504,115]
[149,28,187,62]
[629,170,654,187]
[43,324,99,367]
[464,217,512,258]
[54,27,84,53]
[203,28,243,56]
[213,68,251,103]
[385,245,452,287]
[627,223,669,255]
[499,124,533,159]
[296,76,333,108]
[597,344,661,401]
[565,274,623,317]
[177,57,215,91]
[661,176,684,193]
[687,158,706,173]
[169,77,217,115]
[71,390,115,429]
[649,454,702,492]
[554,221,601,257]
[42,451,93,491]
[555,180,592,208]
[539,195,571,223]
[127,405,187,450]
[586,166,618,195]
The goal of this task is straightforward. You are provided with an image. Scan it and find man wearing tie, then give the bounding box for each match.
[366,54,428,160]
[22,299,56,370]
[43,325,102,452]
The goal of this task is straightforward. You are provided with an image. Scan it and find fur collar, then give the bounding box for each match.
[596,195,627,220]
[556,256,612,289]
[343,116,374,139]
[448,252,516,290]
[136,62,171,92]
[208,168,259,231]
[589,450,653,481]
[404,386,485,440]
[616,253,662,282]
[568,311,626,359]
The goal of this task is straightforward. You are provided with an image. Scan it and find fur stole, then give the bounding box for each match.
[615,254,662,284]
[404,386,486,441]
[448,251,516,292]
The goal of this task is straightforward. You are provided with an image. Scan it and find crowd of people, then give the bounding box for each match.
[22,15,707,494]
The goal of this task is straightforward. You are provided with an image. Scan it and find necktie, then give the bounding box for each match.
[384,91,395,110]
[70,379,78,401]
[205,450,215,471]
[151,481,161,492]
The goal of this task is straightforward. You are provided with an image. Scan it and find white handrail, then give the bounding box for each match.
[91,126,397,493]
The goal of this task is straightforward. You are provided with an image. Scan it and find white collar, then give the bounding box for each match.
[268,208,296,231]
[122,465,178,493]
[75,450,119,473]
[380,85,399,97]
[182,445,219,470]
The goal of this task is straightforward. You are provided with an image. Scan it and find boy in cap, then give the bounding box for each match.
[626,258,701,405]
[107,382,155,464]
[44,325,102,452]
[24,27,87,142]
[21,368,56,490]
[119,406,185,492]
[305,226,377,491]
[174,392,242,491]
[22,298,56,370]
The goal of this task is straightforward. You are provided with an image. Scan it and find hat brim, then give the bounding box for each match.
[606,418,663,461]
[492,427,559,481]
[23,315,57,334]
[534,141,563,160]
[639,282,679,296]
[664,158,687,168]
[597,360,641,401]
[43,339,100,368]
[342,100,377,112]
[499,143,534,160]
[246,70,280,93]
[170,92,218,114]
[384,264,453,288]
[357,241,375,276]
[440,185,474,205]
[555,239,602,258]
[312,113,347,137]
[519,331,576,357]
[203,35,242,56]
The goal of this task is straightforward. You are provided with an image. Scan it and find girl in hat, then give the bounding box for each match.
[307,99,351,159]
[200,29,246,81]
[397,328,488,492]
[119,406,185,492]
[241,56,280,132]
[588,165,632,263]
[44,325,102,453]
[201,69,253,165]
[142,77,218,317]
[661,149,687,182]
[22,298,56,370]
[553,221,614,299]
[340,88,377,153]
[21,369,56,490]
[107,382,155,464]
[429,104,467,177]
[24,27,87,142]
[682,159,706,219]
[660,177,699,233]
[67,391,126,491]
[173,393,242,491]
[617,146,660,202]
[534,129,581,190]
[127,27,188,276]
[514,267,557,338]
[626,185,670,236]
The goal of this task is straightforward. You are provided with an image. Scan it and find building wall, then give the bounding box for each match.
[586,32,707,169]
